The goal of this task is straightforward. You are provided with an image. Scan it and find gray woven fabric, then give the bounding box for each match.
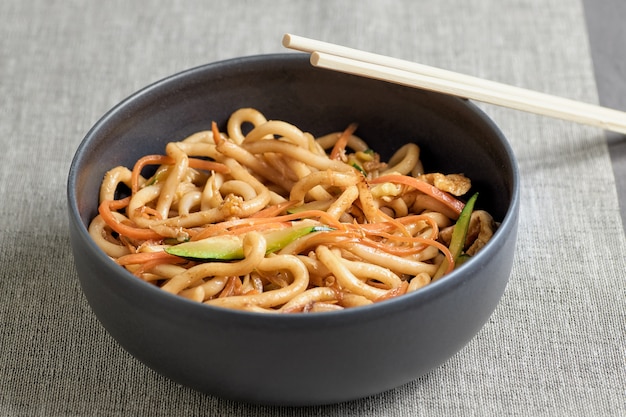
[1,0,624,415]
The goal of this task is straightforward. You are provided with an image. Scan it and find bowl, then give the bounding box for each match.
[67,53,520,406]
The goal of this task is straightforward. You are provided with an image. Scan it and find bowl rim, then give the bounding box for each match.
[67,53,520,323]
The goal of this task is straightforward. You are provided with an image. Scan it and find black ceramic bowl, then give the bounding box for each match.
[67,54,519,406]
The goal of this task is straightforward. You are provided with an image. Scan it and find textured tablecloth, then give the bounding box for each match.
[583,0,626,228]
[1,0,624,415]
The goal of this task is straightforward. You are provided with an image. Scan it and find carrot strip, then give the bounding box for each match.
[189,224,230,242]
[188,158,229,174]
[344,226,446,256]
[131,153,228,193]
[362,232,453,259]
[310,226,454,273]
[132,155,169,193]
[358,214,439,240]
[192,209,346,242]
[211,121,222,145]
[219,276,242,298]
[228,222,291,236]
[138,206,163,220]
[137,257,188,276]
[400,214,439,240]
[98,198,163,241]
[375,206,412,238]
[358,231,427,253]
[249,200,298,218]
[329,123,359,160]
[107,197,131,211]
[116,250,181,266]
[371,174,465,217]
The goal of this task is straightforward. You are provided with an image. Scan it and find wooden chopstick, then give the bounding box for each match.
[283,34,626,135]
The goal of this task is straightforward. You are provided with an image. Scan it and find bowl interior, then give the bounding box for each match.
[71,54,515,230]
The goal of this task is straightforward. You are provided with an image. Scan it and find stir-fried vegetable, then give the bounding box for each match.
[165,224,333,261]
[433,192,478,280]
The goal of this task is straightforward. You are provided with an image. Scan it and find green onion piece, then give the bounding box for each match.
[351,162,366,175]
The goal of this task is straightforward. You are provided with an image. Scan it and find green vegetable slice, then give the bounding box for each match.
[351,162,366,175]
[165,224,332,261]
[433,192,478,280]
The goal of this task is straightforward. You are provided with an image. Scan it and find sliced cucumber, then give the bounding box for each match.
[165,224,332,261]
[166,235,245,260]
[264,225,332,253]
[433,192,478,279]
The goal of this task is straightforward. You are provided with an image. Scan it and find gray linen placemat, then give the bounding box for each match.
[1,0,624,415]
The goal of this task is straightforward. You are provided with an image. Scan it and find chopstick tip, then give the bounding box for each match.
[282,33,293,47]
[309,51,321,66]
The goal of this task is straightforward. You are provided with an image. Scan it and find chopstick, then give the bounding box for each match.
[283,34,626,135]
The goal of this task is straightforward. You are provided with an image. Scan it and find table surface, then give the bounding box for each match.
[584,0,626,228]
[1,1,624,416]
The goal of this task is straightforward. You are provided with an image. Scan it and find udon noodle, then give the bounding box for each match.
[89,108,497,313]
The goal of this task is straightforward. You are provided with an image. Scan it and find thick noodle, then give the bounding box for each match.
[89,108,497,313]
